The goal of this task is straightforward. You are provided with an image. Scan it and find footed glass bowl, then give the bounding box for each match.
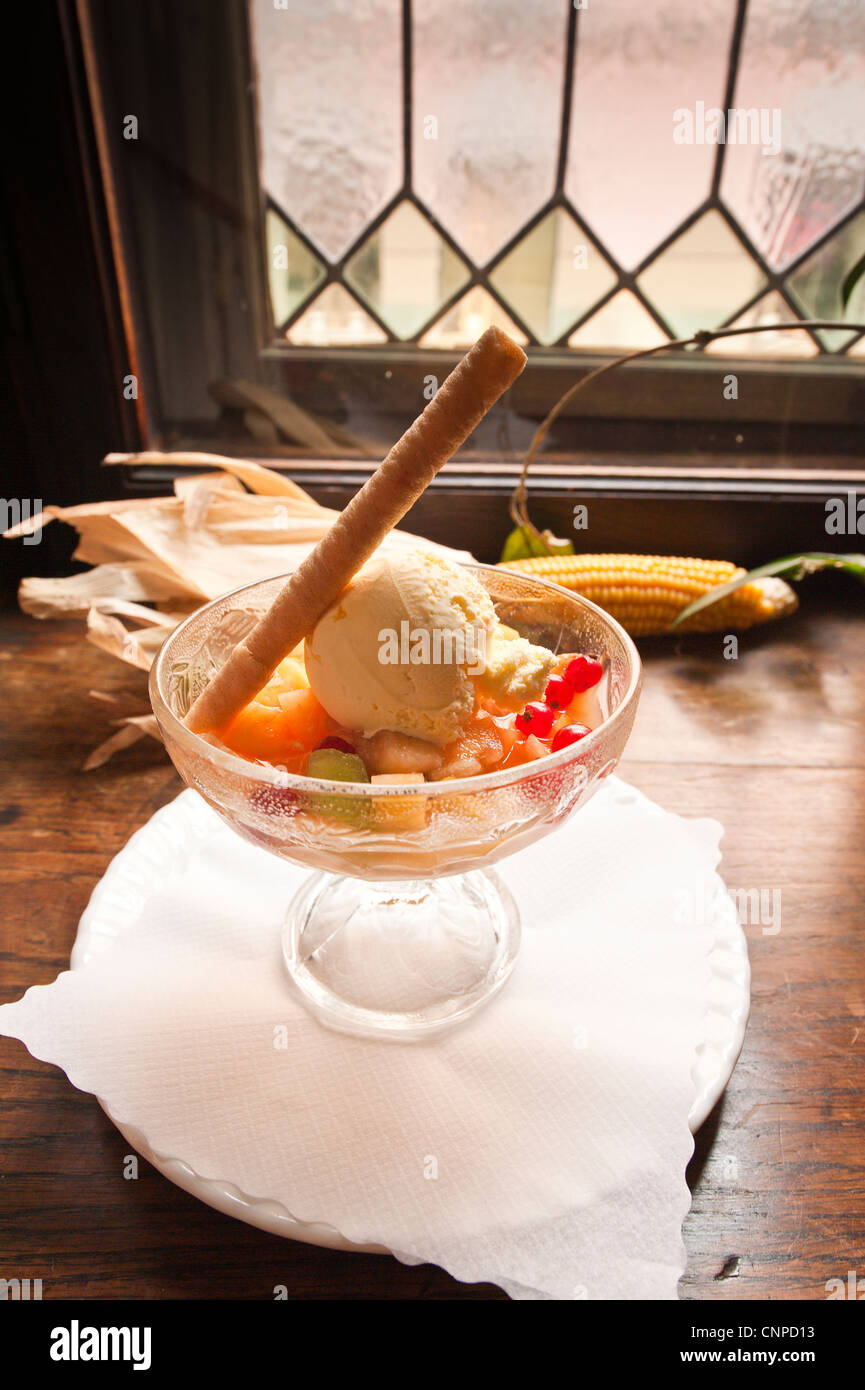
[150,565,641,1040]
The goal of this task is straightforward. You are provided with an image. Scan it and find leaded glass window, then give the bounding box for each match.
[253,0,865,357]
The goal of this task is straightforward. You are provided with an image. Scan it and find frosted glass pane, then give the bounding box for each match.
[419,287,528,348]
[848,335,865,358]
[704,291,817,357]
[344,202,470,339]
[567,291,668,351]
[637,212,766,337]
[251,0,402,261]
[565,0,737,270]
[489,209,616,344]
[786,212,865,350]
[251,0,863,354]
[265,208,326,328]
[721,0,865,270]
[287,285,387,346]
[412,0,566,265]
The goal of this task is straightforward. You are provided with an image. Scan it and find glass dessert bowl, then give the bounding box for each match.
[150,564,642,1040]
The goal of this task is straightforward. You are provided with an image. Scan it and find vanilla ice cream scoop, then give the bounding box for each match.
[304,550,497,744]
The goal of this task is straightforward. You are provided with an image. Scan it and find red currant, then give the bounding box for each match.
[544,675,573,710]
[551,722,592,752]
[515,702,555,739]
[563,655,603,693]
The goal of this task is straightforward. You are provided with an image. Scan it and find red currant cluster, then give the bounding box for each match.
[514,655,603,751]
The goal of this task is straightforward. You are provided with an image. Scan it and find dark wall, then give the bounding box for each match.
[0,2,132,597]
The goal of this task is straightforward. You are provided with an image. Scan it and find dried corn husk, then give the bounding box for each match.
[82,715,162,771]
[4,452,471,766]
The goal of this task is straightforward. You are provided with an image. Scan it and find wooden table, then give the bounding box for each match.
[1,589,863,1300]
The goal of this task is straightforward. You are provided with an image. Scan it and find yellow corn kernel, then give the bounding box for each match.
[499,553,797,636]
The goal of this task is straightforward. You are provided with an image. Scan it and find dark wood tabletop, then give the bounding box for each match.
[1,586,863,1301]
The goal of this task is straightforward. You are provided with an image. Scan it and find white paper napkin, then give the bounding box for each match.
[0,778,728,1299]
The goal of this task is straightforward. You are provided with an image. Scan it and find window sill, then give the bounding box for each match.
[123,452,864,567]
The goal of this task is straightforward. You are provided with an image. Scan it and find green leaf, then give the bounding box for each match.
[499,526,574,561]
[841,250,865,309]
[500,526,536,562]
[668,552,865,630]
[540,529,575,556]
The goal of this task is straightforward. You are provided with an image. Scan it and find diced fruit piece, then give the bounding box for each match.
[552,686,603,738]
[276,655,309,687]
[304,747,370,826]
[306,748,370,783]
[475,690,512,719]
[544,675,573,710]
[462,716,505,769]
[371,773,427,831]
[255,657,310,706]
[315,735,357,755]
[563,655,603,693]
[433,711,504,780]
[500,731,549,769]
[439,754,483,779]
[515,702,555,739]
[357,730,444,776]
[254,685,285,709]
[219,687,328,763]
[551,722,592,752]
[487,711,521,755]
[370,772,426,786]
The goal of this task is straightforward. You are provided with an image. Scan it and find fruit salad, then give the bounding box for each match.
[213,550,607,821]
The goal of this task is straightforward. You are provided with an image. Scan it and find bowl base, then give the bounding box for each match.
[282,869,520,1041]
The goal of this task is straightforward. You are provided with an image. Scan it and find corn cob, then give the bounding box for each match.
[498,553,798,636]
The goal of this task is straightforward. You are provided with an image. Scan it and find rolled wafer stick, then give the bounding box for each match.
[183,327,527,733]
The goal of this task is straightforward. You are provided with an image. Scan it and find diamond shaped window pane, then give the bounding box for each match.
[786,212,865,351]
[489,209,616,345]
[266,209,327,329]
[704,291,817,358]
[565,0,738,270]
[344,203,470,340]
[720,0,865,271]
[412,0,565,266]
[418,287,528,349]
[286,285,387,346]
[637,212,767,338]
[567,291,668,351]
[251,0,402,261]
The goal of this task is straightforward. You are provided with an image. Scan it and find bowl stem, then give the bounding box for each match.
[282,869,521,1041]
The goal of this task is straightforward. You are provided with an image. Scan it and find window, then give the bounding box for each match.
[72,0,865,562]
[254,0,865,359]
